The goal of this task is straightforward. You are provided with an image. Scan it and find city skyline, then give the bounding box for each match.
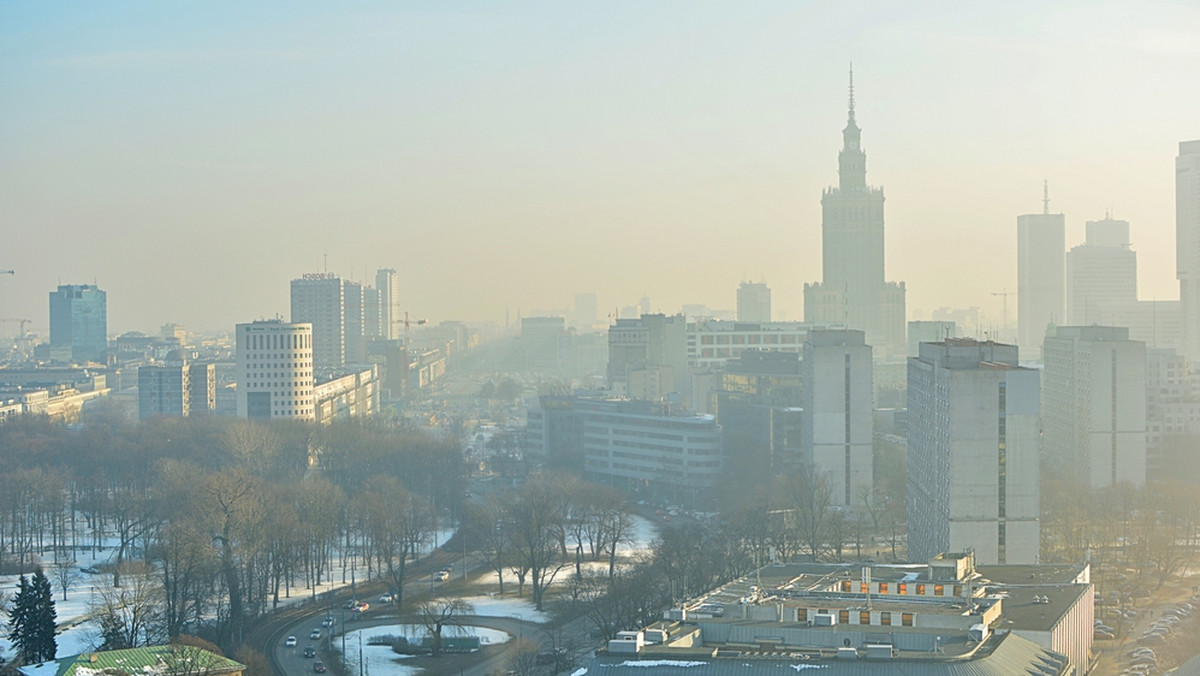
[1,1,1198,334]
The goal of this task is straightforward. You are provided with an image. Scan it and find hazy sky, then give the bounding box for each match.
[2,1,1198,336]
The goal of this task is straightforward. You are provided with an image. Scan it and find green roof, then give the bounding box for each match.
[20,645,245,676]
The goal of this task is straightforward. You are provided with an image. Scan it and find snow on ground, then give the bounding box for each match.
[341,624,510,676]
[617,515,658,556]
[0,523,462,664]
[459,595,550,623]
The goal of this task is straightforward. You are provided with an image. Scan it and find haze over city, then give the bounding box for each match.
[3,0,1198,333]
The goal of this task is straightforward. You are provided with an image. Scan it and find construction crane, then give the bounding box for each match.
[0,318,32,339]
[391,312,427,347]
[990,290,1013,338]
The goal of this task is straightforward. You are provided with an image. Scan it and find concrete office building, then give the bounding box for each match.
[527,395,722,500]
[1042,326,1146,488]
[235,320,314,421]
[687,320,813,370]
[137,359,216,420]
[1065,217,1137,326]
[343,280,366,364]
[908,340,1040,564]
[1018,186,1065,359]
[801,329,873,507]
[804,70,906,359]
[291,273,344,370]
[710,350,804,476]
[49,284,108,364]
[1178,141,1200,360]
[736,281,771,322]
[607,314,688,401]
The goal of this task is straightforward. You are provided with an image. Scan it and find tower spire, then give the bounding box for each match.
[1043,180,1049,215]
[848,62,856,122]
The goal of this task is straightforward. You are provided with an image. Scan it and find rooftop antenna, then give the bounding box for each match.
[323,253,328,274]
[1042,180,1049,215]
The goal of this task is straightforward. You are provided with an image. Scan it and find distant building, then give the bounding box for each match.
[313,365,379,424]
[801,329,873,507]
[710,350,804,477]
[803,72,905,359]
[607,314,688,401]
[736,281,771,322]
[1177,140,1200,359]
[236,320,315,421]
[291,273,345,370]
[687,319,813,370]
[1042,326,1146,488]
[907,320,956,358]
[574,292,599,329]
[343,280,366,364]
[1017,186,1065,359]
[376,268,399,339]
[908,339,1040,564]
[1065,216,1137,325]
[48,284,107,364]
[520,316,565,373]
[137,358,216,420]
[1145,347,1200,482]
[527,395,721,500]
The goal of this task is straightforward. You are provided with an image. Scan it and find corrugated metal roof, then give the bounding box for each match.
[19,646,245,676]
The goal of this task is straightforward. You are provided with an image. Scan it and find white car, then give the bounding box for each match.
[285,636,297,647]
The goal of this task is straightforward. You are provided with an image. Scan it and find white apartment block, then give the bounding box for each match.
[908,340,1040,565]
[1042,326,1146,488]
[236,320,315,421]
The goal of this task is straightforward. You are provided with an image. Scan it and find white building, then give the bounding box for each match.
[608,314,688,400]
[801,329,873,507]
[1018,187,1065,359]
[687,319,813,370]
[236,320,315,421]
[291,273,345,370]
[1042,326,1146,488]
[1066,217,1137,326]
[908,339,1040,565]
[736,281,771,322]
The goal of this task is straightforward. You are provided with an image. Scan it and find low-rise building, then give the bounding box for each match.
[583,551,1088,675]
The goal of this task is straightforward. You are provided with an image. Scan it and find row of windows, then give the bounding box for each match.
[838,580,958,597]
[797,608,914,627]
[698,334,803,345]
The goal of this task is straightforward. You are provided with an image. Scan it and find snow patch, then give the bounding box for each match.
[602,660,706,668]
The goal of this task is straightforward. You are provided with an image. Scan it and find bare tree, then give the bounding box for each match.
[89,561,167,650]
[416,597,475,656]
[50,558,81,601]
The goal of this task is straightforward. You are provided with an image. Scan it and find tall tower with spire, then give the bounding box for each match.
[1017,182,1065,358]
[805,67,906,359]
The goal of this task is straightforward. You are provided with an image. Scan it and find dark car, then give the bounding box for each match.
[303,647,316,659]
[314,662,326,673]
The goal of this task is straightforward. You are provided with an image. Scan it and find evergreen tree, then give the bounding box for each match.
[30,569,57,663]
[5,575,32,665]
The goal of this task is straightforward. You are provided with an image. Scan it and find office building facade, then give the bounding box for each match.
[1065,217,1137,326]
[908,340,1040,564]
[235,320,315,421]
[736,282,771,322]
[48,284,108,364]
[1042,326,1146,488]
[801,329,873,507]
[1017,189,1065,359]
